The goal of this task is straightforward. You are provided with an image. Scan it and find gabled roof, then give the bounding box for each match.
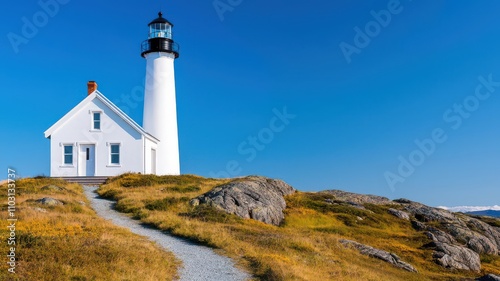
[44,90,158,142]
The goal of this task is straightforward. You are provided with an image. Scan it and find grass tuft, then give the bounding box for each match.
[181,205,243,224]
[105,173,203,188]
[145,197,190,211]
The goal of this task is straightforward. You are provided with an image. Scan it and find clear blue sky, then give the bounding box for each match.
[2,1,500,207]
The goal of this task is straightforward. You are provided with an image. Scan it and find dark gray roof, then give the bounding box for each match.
[149,12,173,26]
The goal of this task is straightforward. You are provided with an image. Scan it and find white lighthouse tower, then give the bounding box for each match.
[141,12,180,175]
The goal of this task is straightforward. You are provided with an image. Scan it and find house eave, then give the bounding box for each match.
[44,91,98,138]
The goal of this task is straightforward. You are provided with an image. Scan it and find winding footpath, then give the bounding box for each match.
[83,186,250,281]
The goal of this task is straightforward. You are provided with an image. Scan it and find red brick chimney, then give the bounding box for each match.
[87,81,98,95]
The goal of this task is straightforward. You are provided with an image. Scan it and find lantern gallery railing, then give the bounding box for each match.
[141,40,180,58]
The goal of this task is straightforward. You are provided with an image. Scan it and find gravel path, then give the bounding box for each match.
[83,186,250,281]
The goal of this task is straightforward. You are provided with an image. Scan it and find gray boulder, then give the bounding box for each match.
[41,185,64,192]
[477,274,500,281]
[393,198,412,204]
[190,176,295,226]
[426,227,481,272]
[32,207,48,213]
[323,190,394,205]
[339,239,417,272]
[388,208,410,220]
[443,223,498,255]
[411,220,427,231]
[399,200,458,223]
[324,198,374,213]
[426,227,457,245]
[462,216,500,252]
[35,197,64,206]
[346,201,365,209]
[432,242,481,272]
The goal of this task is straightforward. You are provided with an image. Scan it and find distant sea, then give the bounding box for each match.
[437,206,500,218]
[465,210,500,218]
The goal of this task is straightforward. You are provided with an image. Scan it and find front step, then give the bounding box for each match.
[58,176,109,186]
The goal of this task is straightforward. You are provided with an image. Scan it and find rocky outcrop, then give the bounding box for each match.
[426,227,456,245]
[462,216,500,253]
[324,198,372,212]
[190,176,295,226]
[432,242,481,272]
[395,200,497,272]
[35,197,64,206]
[399,200,500,253]
[397,200,458,223]
[443,223,498,255]
[323,190,394,205]
[477,274,500,281]
[411,220,427,231]
[322,192,500,272]
[425,227,481,272]
[388,208,410,220]
[339,239,417,272]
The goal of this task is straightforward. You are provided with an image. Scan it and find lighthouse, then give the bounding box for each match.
[141,12,180,175]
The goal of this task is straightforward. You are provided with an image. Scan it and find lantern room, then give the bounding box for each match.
[141,12,179,58]
[149,13,172,39]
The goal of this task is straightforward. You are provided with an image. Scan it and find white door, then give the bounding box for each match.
[79,144,96,176]
[151,149,157,175]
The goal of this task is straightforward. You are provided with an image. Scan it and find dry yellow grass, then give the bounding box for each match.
[0,177,179,281]
[97,173,500,281]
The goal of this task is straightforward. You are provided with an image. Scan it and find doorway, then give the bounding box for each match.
[151,149,157,175]
[79,144,95,176]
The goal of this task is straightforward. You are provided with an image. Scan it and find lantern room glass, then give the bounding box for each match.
[149,23,172,39]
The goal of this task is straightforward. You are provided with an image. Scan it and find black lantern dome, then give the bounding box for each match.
[141,12,179,58]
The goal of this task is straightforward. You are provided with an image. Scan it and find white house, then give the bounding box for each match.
[44,12,181,177]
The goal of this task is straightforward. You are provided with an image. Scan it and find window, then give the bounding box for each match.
[149,23,172,39]
[64,145,73,165]
[93,112,101,130]
[110,144,120,165]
